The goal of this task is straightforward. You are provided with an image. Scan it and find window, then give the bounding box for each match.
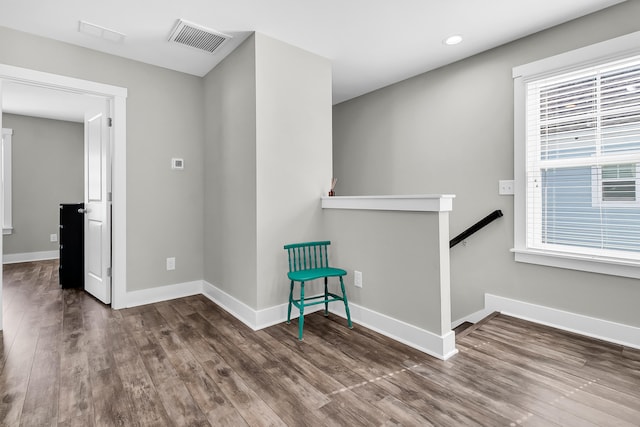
[593,163,640,207]
[1,128,12,235]
[513,31,640,278]
[601,164,635,202]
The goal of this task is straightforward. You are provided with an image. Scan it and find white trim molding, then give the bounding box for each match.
[3,250,59,264]
[452,307,494,329]
[321,193,456,359]
[2,127,12,234]
[512,32,640,279]
[125,280,202,308]
[202,280,456,360]
[201,280,261,329]
[322,194,455,212]
[485,293,640,349]
[201,280,325,330]
[513,30,640,79]
[329,301,457,360]
[512,248,640,280]
[117,279,460,360]
[0,63,128,309]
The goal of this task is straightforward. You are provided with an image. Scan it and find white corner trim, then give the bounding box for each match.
[485,293,640,349]
[329,302,458,360]
[3,250,59,264]
[321,194,455,212]
[201,280,260,330]
[125,280,202,308]
[201,280,323,330]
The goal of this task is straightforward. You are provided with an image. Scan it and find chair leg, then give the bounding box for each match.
[298,282,305,340]
[339,276,353,329]
[287,280,294,324]
[324,277,329,317]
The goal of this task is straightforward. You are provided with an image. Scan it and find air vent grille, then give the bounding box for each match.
[169,20,231,54]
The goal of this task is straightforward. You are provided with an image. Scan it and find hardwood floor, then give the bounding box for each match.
[1,260,639,426]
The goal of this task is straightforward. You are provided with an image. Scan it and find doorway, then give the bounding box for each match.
[0,64,128,330]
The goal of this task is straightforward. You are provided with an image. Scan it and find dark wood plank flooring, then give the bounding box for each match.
[1,260,639,426]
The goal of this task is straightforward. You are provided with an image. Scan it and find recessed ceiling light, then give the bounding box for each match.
[444,35,463,46]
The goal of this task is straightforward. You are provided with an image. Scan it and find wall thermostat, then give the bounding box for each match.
[171,158,184,170]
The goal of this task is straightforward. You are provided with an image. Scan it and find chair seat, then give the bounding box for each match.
[287,267,347,282]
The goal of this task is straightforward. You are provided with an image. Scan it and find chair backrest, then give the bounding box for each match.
[284,241,331,272]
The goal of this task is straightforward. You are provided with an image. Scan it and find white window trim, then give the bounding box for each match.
[513,30,640,279]
[1,128,12,235]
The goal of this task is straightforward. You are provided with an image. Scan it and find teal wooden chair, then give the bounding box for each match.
[284,241,352,340]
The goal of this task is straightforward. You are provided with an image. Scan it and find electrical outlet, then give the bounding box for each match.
[166,257,176,271]
[50,234,58,242]
[354,270,363,288]
[499,180,514,195]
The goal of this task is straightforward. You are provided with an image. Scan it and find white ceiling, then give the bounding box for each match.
[0,0,627,120]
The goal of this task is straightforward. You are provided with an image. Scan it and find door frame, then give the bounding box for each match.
[0,64,127,327]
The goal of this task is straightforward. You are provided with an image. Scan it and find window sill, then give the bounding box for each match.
[511,247,640,279]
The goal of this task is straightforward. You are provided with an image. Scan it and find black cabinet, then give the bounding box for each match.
[59,203,84,288]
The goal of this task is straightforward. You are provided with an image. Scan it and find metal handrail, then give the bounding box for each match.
[450,210,503,248]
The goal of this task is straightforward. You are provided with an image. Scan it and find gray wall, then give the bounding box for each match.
[332,1,640,327]
[203,35,258,307]
[0,26,205,292]
[254,33,333,310]
[203,33,332,311]
[2,113,83,255]
[324,209,447,333]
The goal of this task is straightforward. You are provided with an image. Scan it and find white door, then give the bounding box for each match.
[84,102,112,304]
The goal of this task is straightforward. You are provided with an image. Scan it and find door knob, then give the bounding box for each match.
[78,208,88,214]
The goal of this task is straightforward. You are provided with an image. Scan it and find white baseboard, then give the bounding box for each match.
[254,297,324,330]
[3,250,59,264]
[201,280,323,330]
[125,280,203,308]
[201,280,455,359]
[452,307,494,329]
[329,302,457,360]
[485,293,640,349]
[201,280,259,329]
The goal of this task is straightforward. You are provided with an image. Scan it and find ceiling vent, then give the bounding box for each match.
[168,19,231,54]
[78,20,126,43]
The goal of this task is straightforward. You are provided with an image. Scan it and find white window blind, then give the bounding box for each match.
[524,55,640,259]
